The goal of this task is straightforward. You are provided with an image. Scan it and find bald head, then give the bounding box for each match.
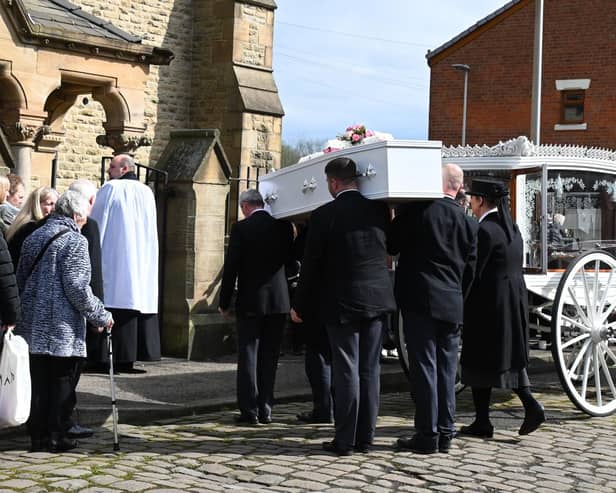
[442,163,464,198]
[107,154,135,180]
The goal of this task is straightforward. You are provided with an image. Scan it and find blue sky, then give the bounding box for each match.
[273,1,507,146]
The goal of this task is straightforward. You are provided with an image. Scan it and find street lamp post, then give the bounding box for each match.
[452,63,470,146]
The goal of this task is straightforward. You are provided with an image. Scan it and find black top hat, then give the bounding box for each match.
[467,178,509,198]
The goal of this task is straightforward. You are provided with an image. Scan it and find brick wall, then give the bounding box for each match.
[429,0,616,149]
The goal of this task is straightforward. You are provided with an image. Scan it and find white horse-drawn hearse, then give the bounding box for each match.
[258,136,616,417]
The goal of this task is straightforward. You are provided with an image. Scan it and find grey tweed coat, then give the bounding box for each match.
[15,214,111,358]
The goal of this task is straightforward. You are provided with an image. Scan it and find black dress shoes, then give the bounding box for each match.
[458,421,494,438]
[30,437,49,452]
[438,434,453,453]
[66,424,94,439]
[296,411,332,424]
[49,436,77,453]
[322,440,352,456]
[234,414,258,425]
[519,405,545,435]
[354,442,372,453]
[259,415,272,425]
[396,436,437,454]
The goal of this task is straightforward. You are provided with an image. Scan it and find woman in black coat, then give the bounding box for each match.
[460,178,544,438]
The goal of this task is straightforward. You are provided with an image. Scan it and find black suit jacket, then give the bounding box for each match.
[219,210,293,316]
[293,190,395,324]
[82,218,104,301]
[388,197,478,325]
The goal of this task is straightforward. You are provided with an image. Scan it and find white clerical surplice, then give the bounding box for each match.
[90,179,158,314]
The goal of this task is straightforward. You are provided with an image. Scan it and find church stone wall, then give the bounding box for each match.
[53,0,194,187]
[50,0,281,192]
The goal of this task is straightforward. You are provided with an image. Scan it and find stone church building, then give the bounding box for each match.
[0,0,284,358]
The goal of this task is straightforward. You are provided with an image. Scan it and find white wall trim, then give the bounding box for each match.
[554,123,588,131]
[555,79,591,91]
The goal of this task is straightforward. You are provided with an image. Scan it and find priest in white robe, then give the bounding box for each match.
[90,154,160,372]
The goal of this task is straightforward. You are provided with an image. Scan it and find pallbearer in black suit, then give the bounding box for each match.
[291,157,396,456]
[219,189,294,425]
[390,164,478,454]
[460,178,545,438]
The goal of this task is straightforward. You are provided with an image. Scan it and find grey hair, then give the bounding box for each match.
[115,154,135,170]
[69,179,97,200]
[239,189,264,207]
[55,190,90,219]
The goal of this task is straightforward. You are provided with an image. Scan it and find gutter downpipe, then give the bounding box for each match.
[531,0,544,145]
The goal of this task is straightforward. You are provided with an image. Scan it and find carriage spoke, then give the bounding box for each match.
[561,315,592,333]
[594,345,602,407]
[567,339,592,379]
[605,346,616,366]
[592,260,600,317]
[561,332,590,349]
[580,267,595,326]
[568,285,592,328]
[599,300,616,325]
[598,347,616,400]
[580,345,593,400]
[596,269,614,317]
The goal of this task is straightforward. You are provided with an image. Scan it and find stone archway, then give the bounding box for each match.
[42,71,152,157]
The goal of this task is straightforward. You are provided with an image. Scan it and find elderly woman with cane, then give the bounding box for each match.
[15,190,113,453]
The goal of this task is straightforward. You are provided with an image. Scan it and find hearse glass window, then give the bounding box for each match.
[465,169,543,272]
[545,170,616,270]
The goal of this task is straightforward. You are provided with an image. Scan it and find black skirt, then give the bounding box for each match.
[461,366,530,389]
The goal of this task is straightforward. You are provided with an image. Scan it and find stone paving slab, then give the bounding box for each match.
[1,385,615,492]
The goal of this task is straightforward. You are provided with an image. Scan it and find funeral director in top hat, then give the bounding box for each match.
[460,178,545,439]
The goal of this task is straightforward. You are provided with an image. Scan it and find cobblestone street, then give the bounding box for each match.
[1,385,615,493]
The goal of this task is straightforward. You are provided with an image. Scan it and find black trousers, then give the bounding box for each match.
[28,354,80,440]
[236,313,286,419]
[403,309,460,447]
[61,357,85,430]
[304,320,332,419]
[326,315,385,450]
[108,308,161,363]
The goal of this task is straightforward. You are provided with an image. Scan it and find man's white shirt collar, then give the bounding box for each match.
[335,188,359,198]
[479,207,498,223]
[249,207,269,216]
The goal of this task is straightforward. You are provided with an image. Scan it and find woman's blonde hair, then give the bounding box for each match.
[0,176,9,205]
[5,186,59,241]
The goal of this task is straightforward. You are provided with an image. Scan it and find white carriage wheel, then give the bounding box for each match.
[395,310,466,394]
[551,250,616,417]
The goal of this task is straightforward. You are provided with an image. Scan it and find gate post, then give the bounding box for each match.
[155,129,233,359]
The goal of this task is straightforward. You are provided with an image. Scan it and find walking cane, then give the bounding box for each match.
[106,328,120,451]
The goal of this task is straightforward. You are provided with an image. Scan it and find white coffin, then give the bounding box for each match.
[259,139,443,219]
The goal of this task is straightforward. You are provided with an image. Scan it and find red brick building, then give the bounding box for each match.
[428,0,616,148]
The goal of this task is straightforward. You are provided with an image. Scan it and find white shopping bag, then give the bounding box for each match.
[0,329,31,428]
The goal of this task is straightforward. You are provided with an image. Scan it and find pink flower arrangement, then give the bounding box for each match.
[339,124,375,145]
